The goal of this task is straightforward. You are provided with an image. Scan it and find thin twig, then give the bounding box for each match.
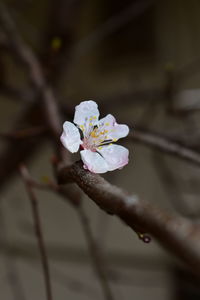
[130,127,200,167]
[25,167,115,300]
[0,7,114,295]
[78,206,114,300]
[0,126,47,140]
[73,0,154,57]
[20,165,53,300]
[0,3,61,145]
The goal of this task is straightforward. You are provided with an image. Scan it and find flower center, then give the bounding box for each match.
[79,117,117,152]
[82,126,115,151]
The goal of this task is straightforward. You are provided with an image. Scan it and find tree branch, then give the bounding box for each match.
[0,126,46,141]
[130,127,200,167]
[24,165,115,300]
[58,161,200,276]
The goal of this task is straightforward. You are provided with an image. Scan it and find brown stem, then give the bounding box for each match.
[23,166,115,300]
[58,161,200,276]
[130,127,200,167]
[0,126,47,140]
[20,166,53,300]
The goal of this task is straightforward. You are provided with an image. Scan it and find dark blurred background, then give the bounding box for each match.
[1,0,200,299]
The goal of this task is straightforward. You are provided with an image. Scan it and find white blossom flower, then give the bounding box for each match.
[60,100,129,173]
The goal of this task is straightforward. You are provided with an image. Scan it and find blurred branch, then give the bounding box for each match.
[0,0,81,188]
[0,118,44,191]
[0,2,63,187]
[0,126,46,140]
[20,165,53,300]
[0,3,61,141]
[77,206,114,300]
[130,127,200,167]
[58,161,200,275]
[23,166,115,300]
[0,7,114,297]
[73,0,155,57]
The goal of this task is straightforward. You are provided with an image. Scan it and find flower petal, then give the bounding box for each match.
[80,149,109,173]
[73,100,100,129]
[98,114,129,141]
[60,121,82,153]
[98,144,129,171]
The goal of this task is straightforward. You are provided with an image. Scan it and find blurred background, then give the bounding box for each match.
[1,0,200,299]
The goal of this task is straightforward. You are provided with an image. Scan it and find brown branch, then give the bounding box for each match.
[130,127,200,167]
[0,3,61,140]
[0,0,82,188]
[0,123,43,191]
[20,166,53,300]
[58,161,200,276]
[24,166,115,300]
[73,0,154,57]
[0,126,47,140]
[0,7,114,297]
[0,2,64,185]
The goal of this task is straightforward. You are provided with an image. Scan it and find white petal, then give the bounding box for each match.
[98,114,129,141]
[60,121,82,153]
[98,144,129,171]
[73,100,100,127]
[98,114,115,127]
[80,149,109,174]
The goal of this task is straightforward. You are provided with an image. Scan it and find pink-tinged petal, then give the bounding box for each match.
[98,144,129,171]
[98,114,129,141]
[80,149,109,173]
[73,100,100,127]
[60,121,82,153]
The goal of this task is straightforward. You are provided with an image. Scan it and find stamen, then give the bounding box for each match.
[80,125,85,131]
[99,139,113,146]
